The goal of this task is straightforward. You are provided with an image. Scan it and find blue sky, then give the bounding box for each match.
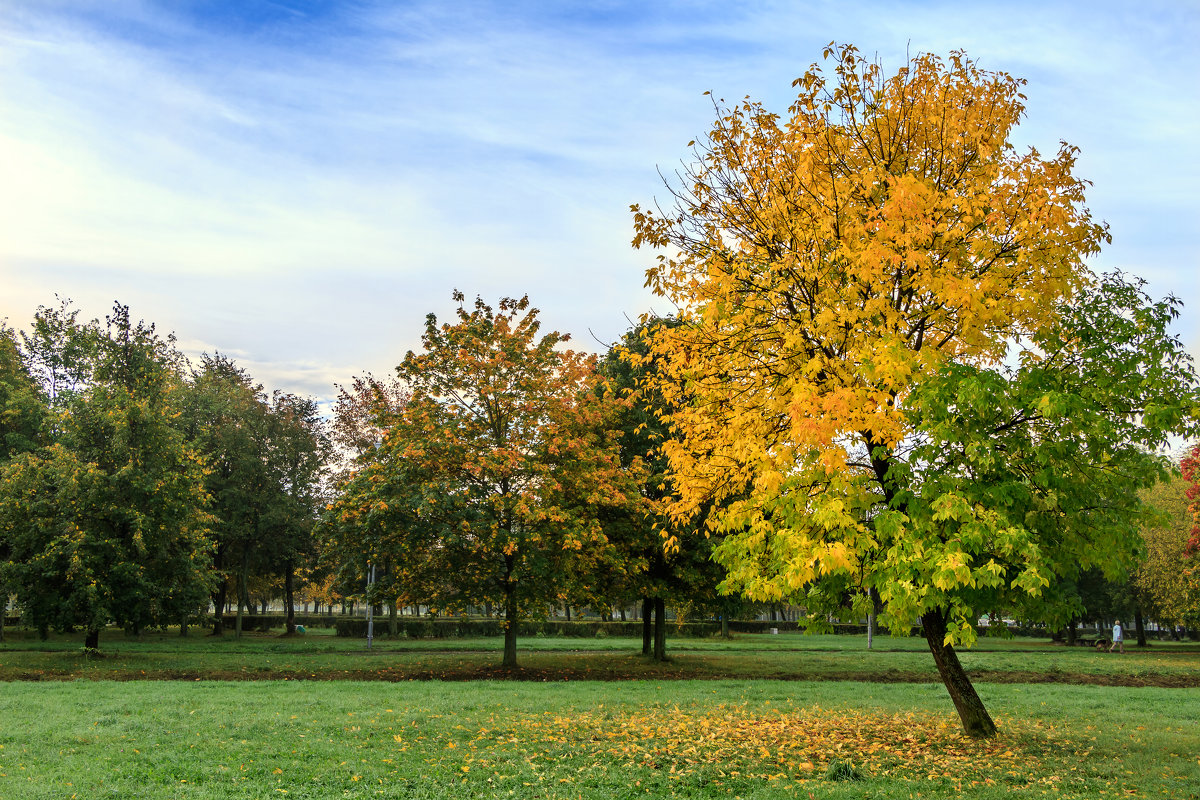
[2,1,1197,405]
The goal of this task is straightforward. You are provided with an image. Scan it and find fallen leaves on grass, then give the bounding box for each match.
[411,704,1107,795]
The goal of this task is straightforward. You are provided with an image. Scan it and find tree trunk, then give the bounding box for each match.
[1134,608,1147,647]
[388,600,398,636]
[0,593,6,643]
[85,628,100,650]
[641,598,652,655]
[236,552,248,637]
[721,614,729,639]
[1066,619,1077,646]
[653,597,666,661]
[620,607,627,622]
[565,606,571,621]
[284,563,297,635]
[502,588,518,668]
[921,610,996,738]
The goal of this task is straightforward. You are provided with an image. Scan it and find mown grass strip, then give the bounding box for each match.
[0,680,1196,799]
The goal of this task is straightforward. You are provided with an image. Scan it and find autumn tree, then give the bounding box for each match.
[0,304,213,649]
[1137,469,1200,629]
[324,292,637,667]
[632,44,1199,736]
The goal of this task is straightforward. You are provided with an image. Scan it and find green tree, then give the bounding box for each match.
[0,326,48,641]
[259,390,329,635]
[181,355,273,635]
[0,304,214,649]
[597,320,730,659]
[632,44,1199,736]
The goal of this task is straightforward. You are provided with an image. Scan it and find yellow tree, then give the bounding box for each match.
[633,44,1198,736]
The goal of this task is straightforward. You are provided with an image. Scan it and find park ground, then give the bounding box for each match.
[1,629,1197,799]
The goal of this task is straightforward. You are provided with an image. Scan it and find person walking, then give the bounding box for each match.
[1109,620,1124,654]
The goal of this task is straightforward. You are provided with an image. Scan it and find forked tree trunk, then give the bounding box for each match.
[921,610,996,738]
[653,598,666,661]
[641,598,652,655]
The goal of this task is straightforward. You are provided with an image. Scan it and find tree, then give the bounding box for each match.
[325,292,636,667]
[0,304,214,649]
[259,390,329,635]
[181,355,271,635]
[182,358,329,636]
[632,44,1199,736]
[598,320,731,659]
[1135,471,1200,629]
[0,326,48,641]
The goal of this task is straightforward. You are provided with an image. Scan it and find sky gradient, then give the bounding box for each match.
[2,1,1197,405]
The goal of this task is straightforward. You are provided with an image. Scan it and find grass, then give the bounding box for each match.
[1,627,1197,686]
[0,679,1196,799]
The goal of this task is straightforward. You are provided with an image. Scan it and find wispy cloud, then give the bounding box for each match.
[2,0,1197,400]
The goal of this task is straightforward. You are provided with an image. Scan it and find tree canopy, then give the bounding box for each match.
[632,43,1200,736]
[0,304,214,648]
[324,292,641,667]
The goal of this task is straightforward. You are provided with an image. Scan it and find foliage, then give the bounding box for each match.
[324,292,642,666]
[0,304,214,646]
[1181,443,1200,556]
[1135,472,1200,626]
[632,43,1199,735]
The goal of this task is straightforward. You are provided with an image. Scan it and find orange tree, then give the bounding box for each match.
[632,44,1199,736]
[324,293,641,667]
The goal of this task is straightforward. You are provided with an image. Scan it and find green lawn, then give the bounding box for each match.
[0,679,1196,799]
[2,630,1197,798]
[1,627,1197,686]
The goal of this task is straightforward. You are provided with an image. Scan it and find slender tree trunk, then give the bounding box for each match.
[641,598,652,656]
[653,598,666,661]
[620,607,627,622]
[502,588,519,668]
[721,612,729,639]
[0,593,6,643]
[236,553,248,638]
[1134,608,1147,647]
[388,600,398,636]
[180,616,189,637]
[921,610,996,738]
[565,606,571,622]
[284,563,297,635]
[85,628,100,650]
[1066,619,1077,646]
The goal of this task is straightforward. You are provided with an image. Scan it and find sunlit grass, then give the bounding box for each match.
[0,680,1195,799]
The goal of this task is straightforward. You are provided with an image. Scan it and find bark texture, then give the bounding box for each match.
[921,610,996,738]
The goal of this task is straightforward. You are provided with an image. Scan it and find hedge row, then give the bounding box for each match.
[330,618,915,638]
[215,614,340,631]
